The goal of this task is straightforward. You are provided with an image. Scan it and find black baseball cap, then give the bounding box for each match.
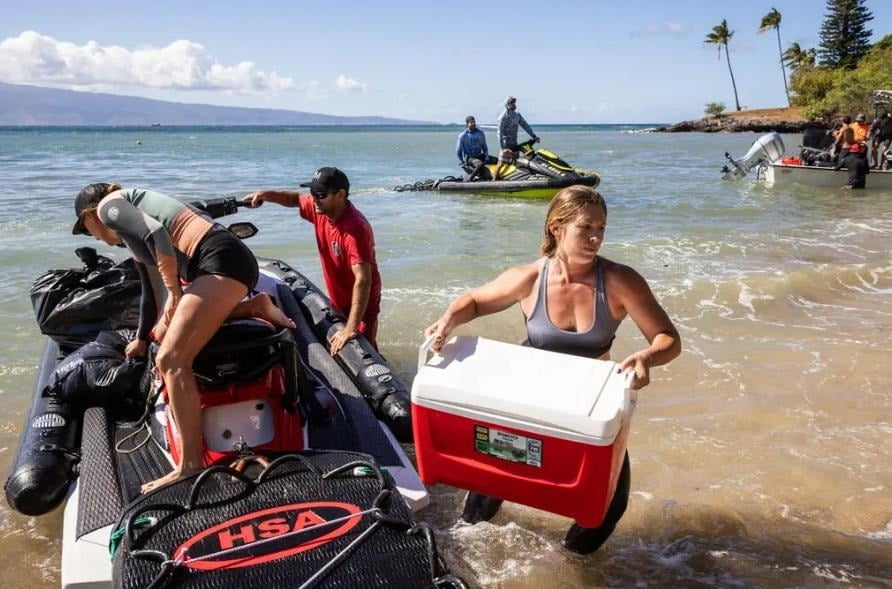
[72,183,115,235]
[300,167,349,193]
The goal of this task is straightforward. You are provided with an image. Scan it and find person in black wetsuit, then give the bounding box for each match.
[834,142,870,189]
[424,185,681,554]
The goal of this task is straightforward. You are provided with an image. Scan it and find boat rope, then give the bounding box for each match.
[113,420,154,454]
[115,454,451,588]
[393,176,460,192]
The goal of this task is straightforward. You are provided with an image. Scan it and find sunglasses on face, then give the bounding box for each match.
[311,190,332,200]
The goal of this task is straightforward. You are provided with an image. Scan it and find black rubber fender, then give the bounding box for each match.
[266,263,413,443]
[5,340,83,516]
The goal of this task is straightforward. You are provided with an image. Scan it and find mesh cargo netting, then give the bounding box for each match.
[111,450,465,589]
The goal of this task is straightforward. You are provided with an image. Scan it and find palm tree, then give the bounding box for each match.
[705,19,741,112]
[758,8,790,106]
[782,42,817,71]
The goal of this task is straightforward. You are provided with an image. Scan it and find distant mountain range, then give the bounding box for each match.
[0,82,436,126]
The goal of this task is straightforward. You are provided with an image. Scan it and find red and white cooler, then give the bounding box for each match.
[411,336,635,527]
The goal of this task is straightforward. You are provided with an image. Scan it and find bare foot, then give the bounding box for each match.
[140,466,200,494]
[250,293,296,329]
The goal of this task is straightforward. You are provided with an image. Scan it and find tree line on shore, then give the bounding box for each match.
[703,0,889,120]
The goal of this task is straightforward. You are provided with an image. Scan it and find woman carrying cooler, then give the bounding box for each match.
[71,183,294,493]
[425,185,681,553]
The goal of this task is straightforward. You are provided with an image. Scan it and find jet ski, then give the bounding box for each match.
[395,139,600,199]
[5,198,466,589]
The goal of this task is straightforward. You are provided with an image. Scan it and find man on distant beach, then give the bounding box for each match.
[834,115,855,163]
[869,112,892,169]
[493,96,539,181]
[851,113,870,145]
[834,142,869,189]
[456,115,491,181]
[243,167,382,353]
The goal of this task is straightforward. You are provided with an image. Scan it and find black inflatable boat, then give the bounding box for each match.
[5,198,465,589]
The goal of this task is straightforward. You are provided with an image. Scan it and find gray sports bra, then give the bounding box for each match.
[524,257,622,359]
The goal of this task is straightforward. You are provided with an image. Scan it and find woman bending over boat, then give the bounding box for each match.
[424,184,681,553]
[71,183,294,493]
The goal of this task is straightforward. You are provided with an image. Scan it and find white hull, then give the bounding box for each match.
[61,423,428,589]
[764,163,892,189]
[59,267,430,589]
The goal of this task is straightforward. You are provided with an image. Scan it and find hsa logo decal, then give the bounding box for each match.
[174,501,362,570]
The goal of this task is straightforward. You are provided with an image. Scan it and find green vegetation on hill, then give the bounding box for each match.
[791,35,892,118]
[704,0,885,121]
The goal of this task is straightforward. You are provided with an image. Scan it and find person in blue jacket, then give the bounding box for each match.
[456,115,491,181]
[493,96,539,180]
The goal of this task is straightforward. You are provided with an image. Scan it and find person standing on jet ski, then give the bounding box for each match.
[456,115,491,181]
[493,96,540,181]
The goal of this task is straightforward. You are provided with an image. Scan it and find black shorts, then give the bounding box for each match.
[186,227,259,291]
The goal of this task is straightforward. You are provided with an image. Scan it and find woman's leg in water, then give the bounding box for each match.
[141,274,248,493]
[562,451,631,554]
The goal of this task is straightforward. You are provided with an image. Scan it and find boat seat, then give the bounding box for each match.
[193,318,296,387]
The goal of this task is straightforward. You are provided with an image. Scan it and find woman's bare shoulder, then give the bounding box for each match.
[600,257,649,291]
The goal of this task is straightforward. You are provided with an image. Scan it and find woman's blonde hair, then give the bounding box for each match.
[540,185,607,256]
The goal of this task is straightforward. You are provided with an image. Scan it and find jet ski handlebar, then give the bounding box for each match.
[189,197,247,219]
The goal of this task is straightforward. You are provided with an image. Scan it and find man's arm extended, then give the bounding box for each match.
[328,262,372,355]
[243,190,302,208]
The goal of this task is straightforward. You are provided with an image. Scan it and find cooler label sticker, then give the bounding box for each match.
[474,424,542,468]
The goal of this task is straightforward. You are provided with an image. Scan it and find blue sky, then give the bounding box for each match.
[1,0,888,123]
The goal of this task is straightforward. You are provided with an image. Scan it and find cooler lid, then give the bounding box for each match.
[412,336,632,445]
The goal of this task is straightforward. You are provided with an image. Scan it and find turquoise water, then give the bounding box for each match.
[0,126,890,587]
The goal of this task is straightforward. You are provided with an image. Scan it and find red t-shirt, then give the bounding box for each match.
[299,196,381,320]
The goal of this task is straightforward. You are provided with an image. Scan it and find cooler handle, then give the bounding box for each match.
[622,370,637,418]
[418,334,437,374]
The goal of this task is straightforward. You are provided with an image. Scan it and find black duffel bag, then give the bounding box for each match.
[32,248,141,350]
[45,329,148,411]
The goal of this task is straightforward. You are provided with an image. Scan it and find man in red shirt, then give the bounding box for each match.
[243,167,381,354]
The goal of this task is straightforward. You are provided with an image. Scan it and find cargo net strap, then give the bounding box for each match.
[393,176,461,192]
[111,454,466,589]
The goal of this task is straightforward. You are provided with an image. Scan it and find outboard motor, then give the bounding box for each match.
[722,132,785,180]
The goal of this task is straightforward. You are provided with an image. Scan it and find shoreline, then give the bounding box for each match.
[656,107,827,133]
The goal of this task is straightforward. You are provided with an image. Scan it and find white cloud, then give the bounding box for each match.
[667,21,684,33]
[0,31,293,93]
[335,74,366,93]
[634,20,685,37]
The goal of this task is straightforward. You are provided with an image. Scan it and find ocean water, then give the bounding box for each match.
[0,125,890,588]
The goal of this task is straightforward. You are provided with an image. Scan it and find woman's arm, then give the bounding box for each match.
[611,265,681,389]
[97,196,182,320]
[125,260,156,358]
[425,263,537,352]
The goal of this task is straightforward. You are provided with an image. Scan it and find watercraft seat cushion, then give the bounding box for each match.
[193,320,294,386]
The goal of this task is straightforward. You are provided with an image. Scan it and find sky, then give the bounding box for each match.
[1,0,889,124]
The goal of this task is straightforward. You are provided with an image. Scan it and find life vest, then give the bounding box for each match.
[852,122,870,143]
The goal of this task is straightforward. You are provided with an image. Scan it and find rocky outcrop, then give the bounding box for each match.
[656,114,827,133]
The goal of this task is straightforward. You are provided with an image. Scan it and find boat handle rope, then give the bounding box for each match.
[394,175,460,192]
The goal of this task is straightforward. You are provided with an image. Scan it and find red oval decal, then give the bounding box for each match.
[174,501,363,570]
